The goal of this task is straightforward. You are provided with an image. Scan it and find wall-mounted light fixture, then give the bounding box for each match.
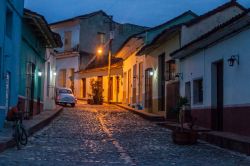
[53,72,57,76]
[175,72,183,80]
[38,71,42,77]
[227,55,239,67]
[149,71,154,76]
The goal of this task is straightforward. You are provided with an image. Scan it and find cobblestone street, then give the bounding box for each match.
[0,104,250,166]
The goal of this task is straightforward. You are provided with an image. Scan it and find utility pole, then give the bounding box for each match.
[107,16,114,104]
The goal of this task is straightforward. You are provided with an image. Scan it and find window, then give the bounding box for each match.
[193,79,203,104]
[98,32,105,45]
[64,31,72,51]
[59,89,72,94]
[5,8,13,38]
[165,60,176,81]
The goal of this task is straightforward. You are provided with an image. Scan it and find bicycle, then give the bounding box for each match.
[13,112,28,150]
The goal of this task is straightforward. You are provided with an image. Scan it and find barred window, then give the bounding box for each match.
[165,60,176,81]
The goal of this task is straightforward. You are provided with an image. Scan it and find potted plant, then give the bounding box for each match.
[172,96,198,145]
[89,79,104,105]
[87,94,93,104]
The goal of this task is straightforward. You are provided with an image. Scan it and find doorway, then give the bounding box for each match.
[108,77,113,101]
[82,78,86,98]
[212,61,224,131]
[25,63,35,118]
[158,53,165,112]
[123,72,127,103]
[132,64,137,104]
[145,68,153,112]
[128,69,131,105]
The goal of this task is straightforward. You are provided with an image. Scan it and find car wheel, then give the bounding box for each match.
[71,103,75,107]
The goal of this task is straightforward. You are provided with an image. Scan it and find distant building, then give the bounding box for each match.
[18,9,62,118]
[0,0,24,129]
[117,10,197,115]
[50,10,147,100]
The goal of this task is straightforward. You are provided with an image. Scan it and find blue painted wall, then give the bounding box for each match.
[19,21,46,103]
[0,0,24,129]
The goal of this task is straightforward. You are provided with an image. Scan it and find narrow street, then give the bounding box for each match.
[0,104,250,166]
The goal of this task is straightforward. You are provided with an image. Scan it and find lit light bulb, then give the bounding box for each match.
[38,72,42,76]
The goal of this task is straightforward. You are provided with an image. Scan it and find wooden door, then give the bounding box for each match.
[166,82,179,119]
[82,78,86,98]
[145,68,153,112]
[216,61,224,130]
[138,62,143,103]
[128,69,131,104]
[116,76,120,102]
[132,64,137,104]
[108,77,113,101]
[158,53,165,111]
[123,72,127,103]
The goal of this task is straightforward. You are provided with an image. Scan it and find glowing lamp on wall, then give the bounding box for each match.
[53,72,57,76]
[149,71,154,76]
[38,71,42,77]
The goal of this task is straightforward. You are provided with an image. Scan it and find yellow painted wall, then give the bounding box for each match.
[75,67,123,103]
[144,33,180,114]
[123,52,145,106]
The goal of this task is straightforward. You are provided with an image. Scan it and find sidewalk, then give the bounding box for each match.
[115,104,165,121]
[0,106,63,153]
[158,121,250,155]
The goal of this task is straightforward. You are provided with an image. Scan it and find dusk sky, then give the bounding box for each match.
[24,0,250,27]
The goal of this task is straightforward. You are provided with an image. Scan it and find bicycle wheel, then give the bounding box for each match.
[14,126,21,150]
[19,126,28,145]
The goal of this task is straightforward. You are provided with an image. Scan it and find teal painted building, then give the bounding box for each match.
[0,0,24,129]
[18,9,62,118]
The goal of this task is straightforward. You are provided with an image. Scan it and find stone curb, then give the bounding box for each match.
[0,107,63,153]
[157,122,250,156]
[115,104,165,122]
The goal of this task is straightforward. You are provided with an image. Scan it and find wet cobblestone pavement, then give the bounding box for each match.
[0,104,250,165]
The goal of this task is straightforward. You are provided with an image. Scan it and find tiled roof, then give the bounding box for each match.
[24,9,62,48]
[184,0,246,27]
[84,56,123,71]
[49,10,108,25]
[171,10,250,59]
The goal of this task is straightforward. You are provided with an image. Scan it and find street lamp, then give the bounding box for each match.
[96,15,114,104]
[97,47,103,55]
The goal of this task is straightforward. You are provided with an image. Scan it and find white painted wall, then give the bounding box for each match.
[56,55,79,94]
[181,6,244,46]
[43,49,57,110]
[144,34,180,113]
[51,21,80,52]
[180,27,250,108]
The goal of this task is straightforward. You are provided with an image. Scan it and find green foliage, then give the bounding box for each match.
[90,79,104,105]
[176,96,188,112]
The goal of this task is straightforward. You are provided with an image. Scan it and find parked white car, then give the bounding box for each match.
[55,88,77,107]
